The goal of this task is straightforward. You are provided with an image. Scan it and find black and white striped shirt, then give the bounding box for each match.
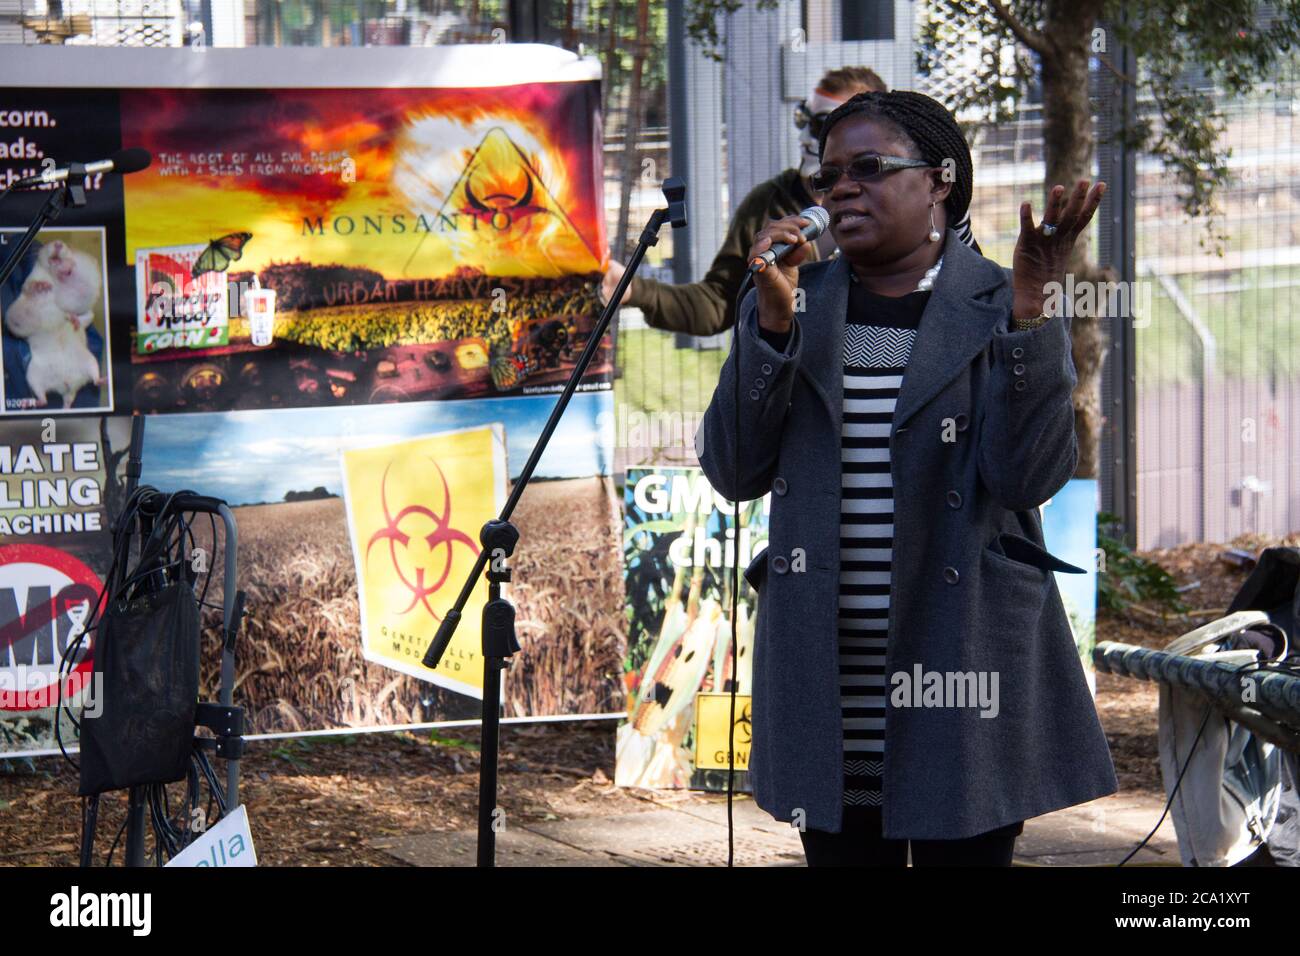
[838,277,929,807]
[755,277,930,809]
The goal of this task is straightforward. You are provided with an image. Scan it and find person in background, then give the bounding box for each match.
[599,67,891,336]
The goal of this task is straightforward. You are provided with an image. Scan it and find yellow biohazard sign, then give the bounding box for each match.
[340,424,507,696]
[693,692,752,771]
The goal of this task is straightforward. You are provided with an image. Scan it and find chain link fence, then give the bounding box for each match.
[4,0,1297,544]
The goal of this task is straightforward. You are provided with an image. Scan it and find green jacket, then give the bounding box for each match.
[626,168,823,336]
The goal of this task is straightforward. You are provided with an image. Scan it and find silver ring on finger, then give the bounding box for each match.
[1039,222,1058,237]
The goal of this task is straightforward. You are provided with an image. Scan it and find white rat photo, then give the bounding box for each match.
[3,256,104,408]
[39,239,102,324]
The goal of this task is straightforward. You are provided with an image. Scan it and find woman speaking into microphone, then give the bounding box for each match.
[696,90,1117,866]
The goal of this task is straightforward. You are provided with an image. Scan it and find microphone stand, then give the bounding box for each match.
[422,177,687,867]
[0,164,88,286]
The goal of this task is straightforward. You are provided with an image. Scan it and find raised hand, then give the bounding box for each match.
[600,258,630,309]
[1012,179,1106,322]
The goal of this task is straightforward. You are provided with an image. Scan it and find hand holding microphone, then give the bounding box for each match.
[746,206,828,334]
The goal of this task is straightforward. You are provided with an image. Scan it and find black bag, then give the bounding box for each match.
[1226,546,1300,653]
[78,581,201,796]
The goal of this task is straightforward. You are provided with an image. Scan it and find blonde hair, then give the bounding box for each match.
[817,66,887,96]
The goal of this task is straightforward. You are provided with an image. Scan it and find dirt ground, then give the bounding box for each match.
[1,532,1291,867]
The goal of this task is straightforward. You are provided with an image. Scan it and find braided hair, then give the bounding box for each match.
[817,90,980,253]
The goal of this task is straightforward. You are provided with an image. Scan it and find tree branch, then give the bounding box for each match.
[986,0,1051,57]
[1094,51,1136,86]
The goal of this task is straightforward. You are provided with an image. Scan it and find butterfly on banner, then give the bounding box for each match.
[489,349,540,391]
[192,232,253,278]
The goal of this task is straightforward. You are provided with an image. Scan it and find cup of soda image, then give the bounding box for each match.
[245,287,276,347]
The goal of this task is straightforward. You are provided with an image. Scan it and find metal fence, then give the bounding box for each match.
[1132,80,1300,548]
[4,0,1298,547]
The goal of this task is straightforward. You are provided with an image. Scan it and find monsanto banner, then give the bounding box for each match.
[617,466,768,792]
[0,46,625,756]
[340,425,508,696]
[117,68,609,412]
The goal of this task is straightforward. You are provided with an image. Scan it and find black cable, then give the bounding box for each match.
[65,489,155,863]
[54,498,122,765]
[65,486,217,866]
[72,486,237,866]
[195,748,228,814]
[185,756,204,849]
[197,511,218,615]
[727,272,756,869]
[1117,702,1214,866]
[104,814,128,867]
[79,795,99,867]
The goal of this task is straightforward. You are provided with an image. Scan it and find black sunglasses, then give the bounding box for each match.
[809,155,933,194]
[793,100,831,139]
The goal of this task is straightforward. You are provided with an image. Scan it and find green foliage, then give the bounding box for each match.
[1097,512,1188,613]
[427,730,480,751]
[269,738,314,768]
[916,0,1300,243]
[582,0,671,110]
[682,0,781,61]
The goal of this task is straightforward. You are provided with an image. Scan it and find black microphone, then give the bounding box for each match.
[747,205,830,274]
[10,148,152,189]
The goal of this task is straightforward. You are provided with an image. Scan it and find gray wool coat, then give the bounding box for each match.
[695,230,1118,839]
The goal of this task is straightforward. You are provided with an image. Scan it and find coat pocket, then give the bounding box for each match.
[742,548,770,592]
[987,532,1087,576]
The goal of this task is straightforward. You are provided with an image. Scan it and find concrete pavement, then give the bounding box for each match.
[371,790,1180,867]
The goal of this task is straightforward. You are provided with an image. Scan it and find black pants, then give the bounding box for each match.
[799,805,1023,867]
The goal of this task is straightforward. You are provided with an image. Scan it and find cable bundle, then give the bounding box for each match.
[56,484,230,866]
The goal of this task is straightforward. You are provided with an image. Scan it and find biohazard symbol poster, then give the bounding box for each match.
[340,424,507,697]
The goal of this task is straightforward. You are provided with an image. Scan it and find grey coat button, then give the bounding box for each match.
[761,363,774,375]
[954,413,969,432]
[772,555,790,574]
[1014,380,1027,392]
[773,476,788,496]
[943,566,960,584]
[750,389,762,400]
[1012,347,1025,359]
[755,377,766,389]
[947,490,962,508]
[1013,363,1026,375]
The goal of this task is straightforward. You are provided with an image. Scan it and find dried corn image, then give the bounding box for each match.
[617,468,766,790]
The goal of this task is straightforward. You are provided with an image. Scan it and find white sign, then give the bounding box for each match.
[165,804,257,868]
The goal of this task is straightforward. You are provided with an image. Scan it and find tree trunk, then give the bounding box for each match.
[614,0,649,259]
[1040,0,1105,480]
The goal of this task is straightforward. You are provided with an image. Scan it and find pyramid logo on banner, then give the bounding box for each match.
[436,126,601,274]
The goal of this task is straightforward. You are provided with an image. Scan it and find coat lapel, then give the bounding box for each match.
[796,253,849,425]
[796,234,1008,431]
[891,233,1008,430]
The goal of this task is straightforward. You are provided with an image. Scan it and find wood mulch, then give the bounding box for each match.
[1,533,1290,866]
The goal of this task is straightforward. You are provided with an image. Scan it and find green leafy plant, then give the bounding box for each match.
[1097,512,1188,613]
[269,738,314,769]
[426,731,480,752]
